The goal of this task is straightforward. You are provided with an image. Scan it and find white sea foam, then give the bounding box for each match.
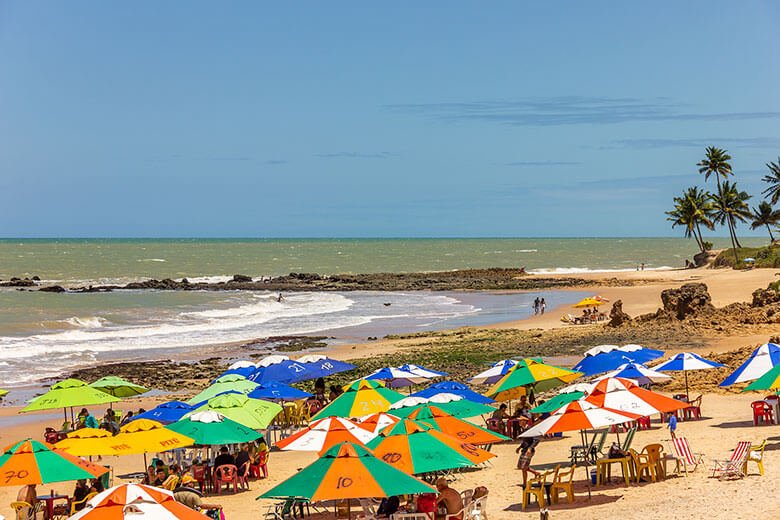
[180,275,235,284]
[530,266,675,275]
[138,258,167,262]
[513,249,538,253]
[64,316,106,328]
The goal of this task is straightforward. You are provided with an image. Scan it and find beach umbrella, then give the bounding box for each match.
[743,364,780,392]
[356,413,401,435]
[89,376,149,398]
[74,419,194,457]
[55,428,114,457]
[411,381,495,405]
[365,367,430,388]
[653,352,725,398]
[248,355,311,385]
[486,359,582,401]
[365,419,494,475]
[186,374,259,405]
[0,439,106,486]
[246,381,313,402]
[719,343,780,387]
[69,483,206,520]
[389,394,495,419]
[585,378,689,417]
[187,392,283,430]
[573,344,665,376]
[275,417,377,454]
[21,379,120,420]
[398,364,448,379]
[520,400,641,437]
[574,297,605,308]
[594,362,672,386]
[0,389,8,399]
[166,411,262,445]
[131,401,195,424]
[530,391,586,414]
[407,405,509,445]
[259,442,436,502]
[468,359,519,385]
[218,360,259,379]
[297,354,356,378]
[312,380,405,420]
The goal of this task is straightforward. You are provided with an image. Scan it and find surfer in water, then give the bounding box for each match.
[277,293,284,303]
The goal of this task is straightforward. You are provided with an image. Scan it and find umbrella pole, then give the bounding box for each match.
[685,372,690,401]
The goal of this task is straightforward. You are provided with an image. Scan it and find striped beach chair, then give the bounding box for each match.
[670,437,704,476]
[711,440,751,480]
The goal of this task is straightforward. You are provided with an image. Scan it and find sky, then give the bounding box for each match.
[1,2,779,238]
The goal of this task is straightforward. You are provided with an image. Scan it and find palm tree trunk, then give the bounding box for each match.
[730,216,743,248]
[694,222,705,252]
[727,219,739,263]
[767,225,775,242]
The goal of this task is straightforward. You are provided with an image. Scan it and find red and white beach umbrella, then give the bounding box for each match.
[357,412,401,435]
[275,417,377,454]
[69,483,207,519]
[585,377,689,417]
[520,399,641,437]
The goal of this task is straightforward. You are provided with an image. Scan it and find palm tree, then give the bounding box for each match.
[697,146,733,193]
[761,157,780,205]
[711,181,752,261]
[666,187,715,252]
[751,201,780,242]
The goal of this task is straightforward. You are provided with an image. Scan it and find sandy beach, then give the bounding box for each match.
[1,266,779,520]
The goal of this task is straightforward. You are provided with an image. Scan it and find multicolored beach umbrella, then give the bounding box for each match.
[743,364,780,392]
[530,391,586,414]
[595,362,671,386]
[365,367,430,388]
[520,400,641,437]
[89,376,149,398]
[276,417,377,454]
[389,394,494,419]
[486,359,582,401]
[131,401,195,424]
[297,354,356,379]
[259,442,436,501]
[21,378,120,414]
[407,405,509,445]
[187,392,283,430]
[585,377,689,417]
[720,343,780,387]
[248,355,311,385]
[366,420,494,475]
[411,381,495,404]
[653,352,725,398]
[0,439,105,485]
[312,380,406,420]
[398,364,448,379]
[166,411,262,446]
[186,374,259,405]
[69,483,206,520]
[246,381,313,402]
[468,359,519,385]
[357,413,401,435]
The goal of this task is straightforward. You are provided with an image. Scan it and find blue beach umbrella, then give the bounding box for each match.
[217,360,258,380]
[131,401,195,424]
[398,364,448,379]
[297,355,356,379]
[247,382,313,402]
[653,352,725,398]
[468,359,519,385]
[410,381,495,405]
[248,355,312,385]
[719,343,780,387]
[574,345,664,376]
[595,362,671,386]
[365,367,430,388]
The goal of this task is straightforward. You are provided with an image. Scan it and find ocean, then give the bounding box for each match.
[0,237,765,388]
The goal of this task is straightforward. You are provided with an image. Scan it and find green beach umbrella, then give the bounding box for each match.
[186,393,282,430]
[365,419,495,475]
[21,378,120,414]
[186,374,259,405]
[89,376,149,398]
[486,359,582,401]
[258,442,436,501]
[0,389,8,399]
[743,364,780,392]
[0,439,105,485]
[389,396,495,419]
[530,391,586,414]
[167,411,262,445]
[312,380,406,420]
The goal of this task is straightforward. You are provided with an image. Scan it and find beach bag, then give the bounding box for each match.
[608,442,626,458]
[205,509,225,520]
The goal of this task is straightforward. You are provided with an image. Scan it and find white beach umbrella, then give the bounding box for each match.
[275,417,377,453]
[719,343,780,387]
[582,345,621,357]
[595,362,671,386]
[365,367,430,388]
[389,396,431,410]
[357,412,401,435]
[398,364,448,379]
[557,382,595,395]
[426,393,465,404]
[468,359,519,385]
[257,354,292,367]
[585,378,689,417]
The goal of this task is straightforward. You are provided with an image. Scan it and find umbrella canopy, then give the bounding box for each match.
[297,354,356,378]
[218,360,259,379]
[574,297,605,308]
[186,374,259,405]
[312,380,406,420]
[389,394,494,419]
[595,362,671,386]
[520,400,641,437]
[398,364,448,379]
[246,381,313,402]
[468,359,519,385]
[0,389,8,398]
[486,359,582,401]
[407,405,508,445]
[366,419,494,475]
[21,378,120,413]
[585,378,689,417]
[78,419,194,457]
[411,381,495,404]
[357,413,401,435]
[530,391,586,414]
[89,376,149,398]
[720,343,780,387]
[0,439,105,486]
[69,483,207,520]
[276,417,377,454]
[187,392,283,430]
[743,364,780,392]
[55,428,114,457]
[259,442,436,501]
[167,411,262,446]
[248,355,312,385]
[132,401,195,424]
[365,367,430,388]
[653,352,725,372]
[573,345,665,376]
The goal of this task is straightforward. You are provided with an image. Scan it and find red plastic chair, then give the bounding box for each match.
[636,416,651,430]
[214,464,239,494]
[751,401,773,425]
[684,395,702,420]
[250,451,268,479]
[191,464,209,493]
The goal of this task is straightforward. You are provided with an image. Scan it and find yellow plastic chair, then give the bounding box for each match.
[642,443,667,480]
[521,468,552,510]
[629,449,656,483]
[550,464,576,504]
[70,492,98,515]
[744,440,766,476]
[11,501,41,520]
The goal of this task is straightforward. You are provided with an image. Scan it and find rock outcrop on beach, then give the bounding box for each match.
[658,283,715,320]
[607,299,631,327]
[0,277,37,287]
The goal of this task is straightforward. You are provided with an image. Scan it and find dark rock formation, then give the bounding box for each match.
[0,278,36,287]
[39,285,66,293]
[693,250,718,267]
[231,274,253,283]
[752,287,780,307]
[607,299,631,327]
[660,283,715,320]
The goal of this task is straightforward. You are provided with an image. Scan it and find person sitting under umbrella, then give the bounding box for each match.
[214,446,235,468]
[174,475,223,514]
[435,478,464,519]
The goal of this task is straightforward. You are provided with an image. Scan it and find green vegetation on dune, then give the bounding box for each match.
[712,244,780,269]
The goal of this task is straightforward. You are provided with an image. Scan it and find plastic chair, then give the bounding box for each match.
[711,440,751,480]
[70,492,98,514]
[11,501,42,520]
[214,464,239,494]
[460,489,473,506]
[471,494,488,520]
[629,449,656,483]
[251,450,269,479]
[236,461,250,490]
[669,437,704,476]
[743,440,766,476]
[191,464,209,493]
[521,468,552,510]
[751,401,773,425]
[642,443,667,480]
[550,464,576,504]
[684,395,702,420]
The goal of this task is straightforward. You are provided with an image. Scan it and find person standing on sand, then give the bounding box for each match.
[540,298,546,315]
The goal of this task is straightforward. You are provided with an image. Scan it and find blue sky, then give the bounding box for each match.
[1,2,779,237]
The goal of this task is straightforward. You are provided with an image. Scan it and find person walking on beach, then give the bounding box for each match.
[540,298,546,315]
[533,297,540,315]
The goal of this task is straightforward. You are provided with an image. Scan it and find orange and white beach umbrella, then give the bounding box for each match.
[520,399,641,437]
[69,483,207,519]
[356,412,401,435]
[585,377,689,417]
[275,417,377,454]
